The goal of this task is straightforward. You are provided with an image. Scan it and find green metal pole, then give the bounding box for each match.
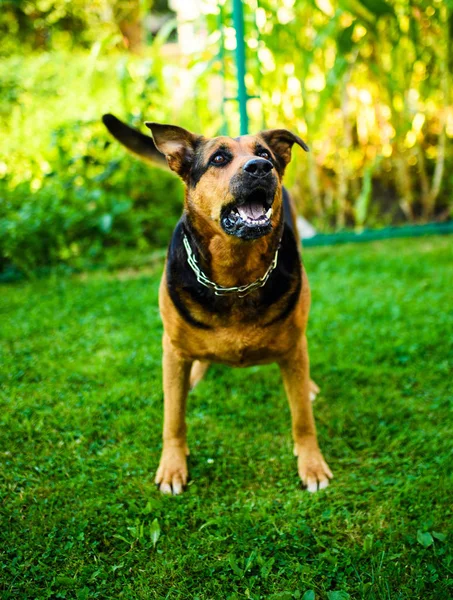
[217,3,228,136]
[232,0,249,135]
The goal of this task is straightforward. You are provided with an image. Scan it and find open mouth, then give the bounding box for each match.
[221,188,274,240]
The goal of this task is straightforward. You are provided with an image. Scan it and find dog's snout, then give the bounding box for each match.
[243,158,273,178]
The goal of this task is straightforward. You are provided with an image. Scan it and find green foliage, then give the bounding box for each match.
[0,49,186,278]
[1,1,453,277]
[0,0,158,53]
[0,120,183,276]
[0,160,182,277]
[1,236,452,598]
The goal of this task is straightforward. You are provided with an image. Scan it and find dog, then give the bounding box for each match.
[102,114,332,494]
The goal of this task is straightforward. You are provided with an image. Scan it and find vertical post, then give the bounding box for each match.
[232,0,249,135]
[217,3,228,136]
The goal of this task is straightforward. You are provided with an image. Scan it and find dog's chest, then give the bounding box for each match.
[173,322,297,366]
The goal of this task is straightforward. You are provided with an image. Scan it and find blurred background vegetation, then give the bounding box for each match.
[1,0,452,278]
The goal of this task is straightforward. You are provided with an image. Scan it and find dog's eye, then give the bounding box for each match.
[257,150,271,160]
[211,153,228,166]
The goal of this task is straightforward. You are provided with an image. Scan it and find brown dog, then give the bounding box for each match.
[102,114,332,494]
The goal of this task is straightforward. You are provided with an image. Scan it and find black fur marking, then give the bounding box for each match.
[189,144,233,188]
[175,137,202,183]
[254,143,273,161]
[166,202,301,327]
[166,221,212,329]
[282,187,296,234]
[263,277,301,326]
[189,144,210,188]
[272,154,286,177]
[259,222,301,313]
[256,138,286,177]
[208,145,233,166]
[262,192,303,325]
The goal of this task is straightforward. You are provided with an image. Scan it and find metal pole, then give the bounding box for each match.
[232,0,249,135]
[217,3,228,135]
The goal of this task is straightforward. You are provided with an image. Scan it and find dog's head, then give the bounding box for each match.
[146,123,308,241]
[102,114,308,241]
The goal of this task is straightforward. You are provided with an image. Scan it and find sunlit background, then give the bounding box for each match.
[1,0,452,277]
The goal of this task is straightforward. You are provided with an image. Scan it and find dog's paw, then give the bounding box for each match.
[189,360,210,391]
[155,446,188,495]
[309,379,320,402]
[294,442,333,493]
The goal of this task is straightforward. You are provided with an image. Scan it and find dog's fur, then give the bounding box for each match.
[102,114,332,494]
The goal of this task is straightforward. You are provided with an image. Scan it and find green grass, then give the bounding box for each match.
[1,236,452,599]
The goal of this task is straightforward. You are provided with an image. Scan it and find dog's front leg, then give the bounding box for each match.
[279,336,333,492]
[155,334,192,495]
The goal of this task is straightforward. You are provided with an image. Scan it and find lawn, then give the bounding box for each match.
[1,236,452,600]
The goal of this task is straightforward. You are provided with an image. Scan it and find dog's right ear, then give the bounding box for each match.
[145,122,202,182]
[102,114,167,167]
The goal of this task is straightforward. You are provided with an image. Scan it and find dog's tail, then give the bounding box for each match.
[102,113,168,168]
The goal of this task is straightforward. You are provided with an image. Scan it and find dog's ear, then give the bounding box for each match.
[145,122,202,181]
[259,129,309,171]
[102,114,167,167]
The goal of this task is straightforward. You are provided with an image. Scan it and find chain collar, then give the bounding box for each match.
[182,233,280,298]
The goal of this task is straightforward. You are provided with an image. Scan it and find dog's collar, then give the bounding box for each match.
[182,233,280,298]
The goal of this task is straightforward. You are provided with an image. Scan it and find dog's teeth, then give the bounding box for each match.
[265,208,272,218]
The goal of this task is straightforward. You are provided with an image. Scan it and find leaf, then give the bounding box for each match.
[150,518,161,548]
[327,593,350,600]
[432,531,446,543]
[337,24,356,55]
[142,500,154,514]
[259,556,275,580]
[337,0,375,25]
[76,588,90,600]
[112,534,133,545]
[199,518,220,531]
[302,591,316,600]
[244,550,257,572]
[153,18,177,48]
[417,530,434,548]
[358,0,395,17]
[228,554,243,576]
[127,526,138,538]
[363,534,374,552]
[111,562,124,573]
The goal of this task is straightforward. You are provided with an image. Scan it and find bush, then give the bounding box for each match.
[0,119,183,278]
[0,48,190,279]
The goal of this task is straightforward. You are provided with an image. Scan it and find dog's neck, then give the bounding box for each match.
[184,208,283,289]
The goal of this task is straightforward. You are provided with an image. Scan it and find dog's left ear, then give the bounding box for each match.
[145,122,202,181]
[259,129,309,170]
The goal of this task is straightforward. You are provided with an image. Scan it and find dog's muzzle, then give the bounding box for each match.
[221,160,277,240]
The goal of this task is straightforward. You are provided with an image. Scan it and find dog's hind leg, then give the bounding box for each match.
[190,361,210,390]
[155,334,192,495]
[279,336,332,492]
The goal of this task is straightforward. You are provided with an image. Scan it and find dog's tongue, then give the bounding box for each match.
[237,201,265,220]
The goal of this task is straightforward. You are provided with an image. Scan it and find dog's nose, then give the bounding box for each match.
[243,158,273,178]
